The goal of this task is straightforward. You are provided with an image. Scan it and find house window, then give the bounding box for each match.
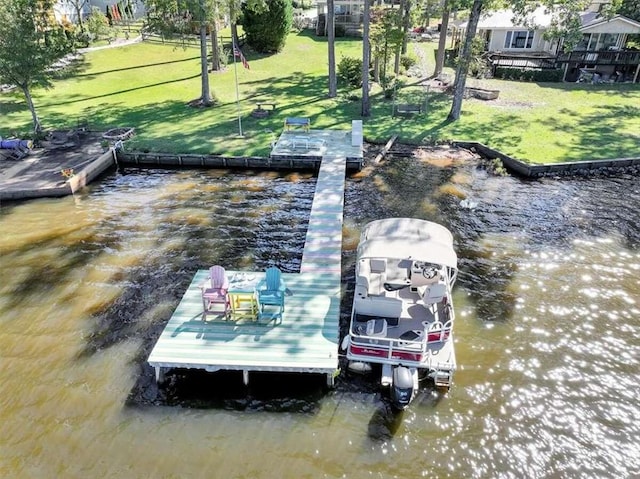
[576,33,621,51]
[576,34,590,51]
[504,30,534,49]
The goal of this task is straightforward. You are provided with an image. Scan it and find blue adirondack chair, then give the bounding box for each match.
[256,267,286,323]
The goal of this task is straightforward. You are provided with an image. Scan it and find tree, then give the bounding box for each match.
[0,0,73,133]
[143,0,214,106]
[617,0,640,22]
[447,0,483,121]
[370,6,404,84]
[361,0,371,116]
[210,0,222,71]
[242,0,293,53]
[66,0,88,33]
[420,0,442,28]
[433,0,450,77]
[327,0,337,97]
[511,0,591,50]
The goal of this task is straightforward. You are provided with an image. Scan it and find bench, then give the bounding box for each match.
[285,117,311,132]
[393,103,423,116]
[0,138,32,160]
[255,102,277,112]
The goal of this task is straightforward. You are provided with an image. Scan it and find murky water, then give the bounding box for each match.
[1,156,639,478]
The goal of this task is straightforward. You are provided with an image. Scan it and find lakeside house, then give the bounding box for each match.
[53,0,146,24]
[456,7,640,82]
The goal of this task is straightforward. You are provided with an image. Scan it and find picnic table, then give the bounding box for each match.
[285,117,311,132]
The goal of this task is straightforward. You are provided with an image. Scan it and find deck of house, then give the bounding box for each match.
[147,136,351,386]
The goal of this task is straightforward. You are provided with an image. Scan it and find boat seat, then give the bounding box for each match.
[354,295,402,318]
[419,282,447,305]
[366,318,387,337]
[357,258,387,296]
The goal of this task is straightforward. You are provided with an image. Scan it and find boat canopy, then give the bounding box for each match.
[358,218,457,270]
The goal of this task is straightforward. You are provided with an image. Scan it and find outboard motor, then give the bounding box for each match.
[390,366,415,410]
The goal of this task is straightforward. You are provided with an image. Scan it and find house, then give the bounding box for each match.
[53,0,145,24]
[456,7,640,82]
[315,0,365,36]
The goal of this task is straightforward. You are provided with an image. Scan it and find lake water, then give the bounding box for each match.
[1,155,639,478]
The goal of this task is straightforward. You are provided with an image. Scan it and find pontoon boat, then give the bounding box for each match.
[341,218,458,409]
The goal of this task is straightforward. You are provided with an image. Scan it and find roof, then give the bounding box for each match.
[580,14,640,33]
[460,8,640,34]
[459,7,554,30]
[357,218,458,269]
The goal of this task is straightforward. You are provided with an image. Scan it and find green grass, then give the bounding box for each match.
[1,32,639,163]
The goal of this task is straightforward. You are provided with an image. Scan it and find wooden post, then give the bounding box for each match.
[373,135,398,164]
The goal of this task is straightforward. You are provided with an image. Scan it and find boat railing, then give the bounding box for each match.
[349,319,454,363]
[349,332,427,362]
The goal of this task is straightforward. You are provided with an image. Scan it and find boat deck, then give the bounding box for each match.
[349,287,456,371]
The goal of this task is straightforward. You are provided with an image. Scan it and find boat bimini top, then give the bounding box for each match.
[357,218,458,273]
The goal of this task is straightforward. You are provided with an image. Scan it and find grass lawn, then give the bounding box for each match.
[1,31,639,163]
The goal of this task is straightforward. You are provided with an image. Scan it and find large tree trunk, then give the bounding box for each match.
[447,0,482,121]
[433,0,450,77]
[401,0,410,55]
[210,24,220,71]
[74,4,85,33]
[199,22,212,105]
[361,0,371,117]
[21,84,41,134]
[327,0,337,97]
[210,3,221,71]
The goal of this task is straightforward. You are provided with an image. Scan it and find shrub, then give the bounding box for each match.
[494,67,564,82]
[400,54,416,71]
[338,56,363,88]
[86,6,111,40]
[491,158,508,176]
[242,0,293,53]
[380,75,403,99]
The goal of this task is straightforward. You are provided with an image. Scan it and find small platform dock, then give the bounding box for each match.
[148,150,348,386]
[147,270,341,385]
[270,121,363,168]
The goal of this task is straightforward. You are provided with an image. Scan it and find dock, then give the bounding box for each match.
[148,140,351,386]
[147,270,341,386]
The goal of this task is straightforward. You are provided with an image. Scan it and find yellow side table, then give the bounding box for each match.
[229,292,258,321]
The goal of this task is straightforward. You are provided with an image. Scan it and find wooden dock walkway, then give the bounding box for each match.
[148,155,347,386]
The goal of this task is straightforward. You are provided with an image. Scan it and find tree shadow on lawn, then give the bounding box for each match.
[43,99,195,132]
[41,73,201,108]
[73,55,201,79]
[544,104,640,161]
[534,81,640,99]
[241,73,362,126]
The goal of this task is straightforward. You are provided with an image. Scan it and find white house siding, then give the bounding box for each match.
[53,1,76,23]
[582,17,640,34]
[487,29,555,54]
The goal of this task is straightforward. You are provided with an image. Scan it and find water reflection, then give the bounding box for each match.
[1,158,639,478]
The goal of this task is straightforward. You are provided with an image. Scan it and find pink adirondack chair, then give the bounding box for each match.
[201,265,230,320]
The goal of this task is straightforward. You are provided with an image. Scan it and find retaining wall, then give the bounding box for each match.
[453,141,640,178]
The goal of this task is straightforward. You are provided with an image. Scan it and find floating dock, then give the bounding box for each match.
[147,149,348,386]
